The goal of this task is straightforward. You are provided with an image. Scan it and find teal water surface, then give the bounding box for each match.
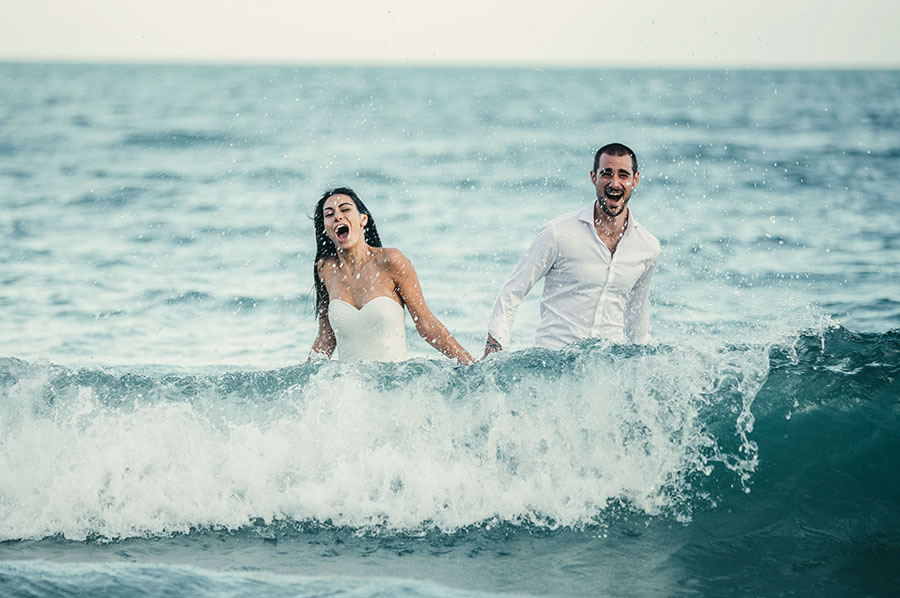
[1,64,899,597]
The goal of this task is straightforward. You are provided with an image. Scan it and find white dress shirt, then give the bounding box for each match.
[488,203,660,350]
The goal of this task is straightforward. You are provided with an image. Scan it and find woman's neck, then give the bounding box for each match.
[336,243,373,270]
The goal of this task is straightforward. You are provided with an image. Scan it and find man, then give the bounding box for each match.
[483,143,660,357]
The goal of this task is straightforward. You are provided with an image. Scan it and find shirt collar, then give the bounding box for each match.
[577,203,595,225]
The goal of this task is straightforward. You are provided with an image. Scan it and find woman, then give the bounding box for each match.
[308,187,474,364]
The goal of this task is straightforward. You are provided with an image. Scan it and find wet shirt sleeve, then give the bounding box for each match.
[623,251,658,344]
[487,225,558,348]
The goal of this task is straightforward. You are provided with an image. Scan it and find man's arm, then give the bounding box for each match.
[623,256,658,344]
[482,225,557,358]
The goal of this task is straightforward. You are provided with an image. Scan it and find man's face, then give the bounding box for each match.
[590,153,639,218]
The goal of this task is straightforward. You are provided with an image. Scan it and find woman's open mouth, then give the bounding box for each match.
[334,224,350,242]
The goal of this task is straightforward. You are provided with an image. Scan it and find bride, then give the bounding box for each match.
[308,187,474,364]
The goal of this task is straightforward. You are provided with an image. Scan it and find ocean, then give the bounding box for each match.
[1,63,898,596]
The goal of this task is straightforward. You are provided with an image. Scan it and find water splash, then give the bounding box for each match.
[0,334,772,541]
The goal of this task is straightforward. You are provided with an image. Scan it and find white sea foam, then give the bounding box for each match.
[0,560,513,598]
[0,340,770,541]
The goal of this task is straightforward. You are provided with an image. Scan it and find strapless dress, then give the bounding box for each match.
[328,296,407,361]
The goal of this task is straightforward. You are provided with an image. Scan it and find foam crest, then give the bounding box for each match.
[0,341,770,541]
[0,560,500,598]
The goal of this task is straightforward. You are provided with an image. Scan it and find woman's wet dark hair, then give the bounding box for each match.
[313,187,382,315]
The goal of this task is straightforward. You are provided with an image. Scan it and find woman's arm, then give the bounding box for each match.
[385,250,474,365]
[308,258,337,361]
[308,311,337,361]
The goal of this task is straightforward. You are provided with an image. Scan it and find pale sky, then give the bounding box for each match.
[2,0,899,67]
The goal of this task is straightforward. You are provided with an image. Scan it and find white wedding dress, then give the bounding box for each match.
[328,296,408,361]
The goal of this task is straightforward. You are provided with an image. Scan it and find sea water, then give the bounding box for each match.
[1,64,899,596]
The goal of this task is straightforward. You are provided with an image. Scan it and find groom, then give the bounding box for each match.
[483,143,660,357]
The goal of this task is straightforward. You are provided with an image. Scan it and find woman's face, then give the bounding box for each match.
[322,194,368,251]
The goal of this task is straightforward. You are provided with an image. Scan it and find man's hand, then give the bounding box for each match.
[481,333,503,361]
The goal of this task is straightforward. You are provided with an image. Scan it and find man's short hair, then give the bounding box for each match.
[594,143,638,173]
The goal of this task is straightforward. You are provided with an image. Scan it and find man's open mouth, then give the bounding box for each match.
[334,224,350,241]
[605,188,624,200]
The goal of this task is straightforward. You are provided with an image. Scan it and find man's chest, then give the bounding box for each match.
[551,237,647,295]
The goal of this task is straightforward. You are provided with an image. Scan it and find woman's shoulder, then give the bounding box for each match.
[373,246,406,264]
[316,255,339,273]
[374,247,415,275]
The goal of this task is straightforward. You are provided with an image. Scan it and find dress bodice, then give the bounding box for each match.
[328,296,407,361]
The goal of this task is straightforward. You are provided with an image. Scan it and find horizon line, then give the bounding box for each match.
[1,56,899,71]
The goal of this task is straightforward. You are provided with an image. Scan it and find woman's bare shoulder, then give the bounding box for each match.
[374,247,411,270]
[316,255,339,274]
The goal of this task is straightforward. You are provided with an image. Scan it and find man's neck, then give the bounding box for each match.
[594,202,628,235]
